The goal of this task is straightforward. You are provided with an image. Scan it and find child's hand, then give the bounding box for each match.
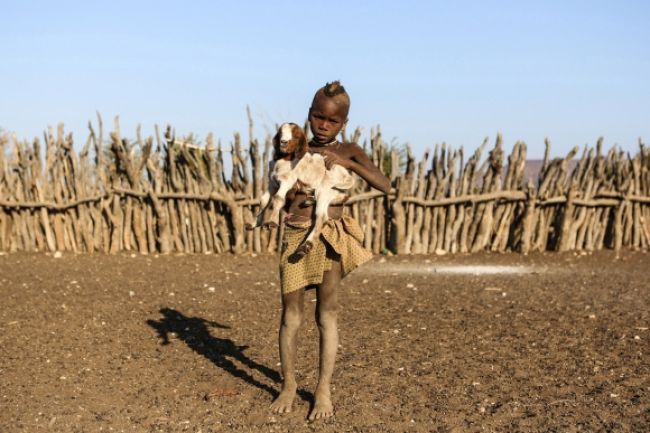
[313,149,349,170]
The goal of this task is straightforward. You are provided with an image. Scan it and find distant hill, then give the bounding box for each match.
[521,159,577,185]
[523,160,544,183]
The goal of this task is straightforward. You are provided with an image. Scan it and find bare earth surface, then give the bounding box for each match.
[1,250,649,433]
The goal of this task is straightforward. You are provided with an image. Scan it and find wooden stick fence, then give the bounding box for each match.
[1,114,648,255]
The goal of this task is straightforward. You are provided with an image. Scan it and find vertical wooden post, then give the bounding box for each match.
[520,180,537,254]
[557,183,577,252]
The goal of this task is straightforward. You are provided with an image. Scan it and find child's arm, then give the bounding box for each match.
[319,144,391,194]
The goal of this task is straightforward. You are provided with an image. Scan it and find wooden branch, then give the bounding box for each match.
[0,195,104,210]
[2,189,645,212]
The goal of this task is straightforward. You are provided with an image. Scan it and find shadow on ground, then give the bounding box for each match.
[146,307,313,403]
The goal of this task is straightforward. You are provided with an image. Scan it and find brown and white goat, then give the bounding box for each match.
[246,122,354,257]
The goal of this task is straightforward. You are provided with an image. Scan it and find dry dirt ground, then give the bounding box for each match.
[1,250,648,433]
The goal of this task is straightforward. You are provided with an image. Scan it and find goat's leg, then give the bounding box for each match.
[245,191,272,230]
[263,181,294,229]
[299,194,316,208]
[299,190,347,207]
[293,190,334,258]
[328,191,349,206]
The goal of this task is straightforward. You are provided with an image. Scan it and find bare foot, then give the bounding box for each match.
[308,391,333,421]
[270,387,296,414]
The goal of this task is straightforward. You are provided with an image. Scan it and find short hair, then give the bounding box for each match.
[311,80,350,118]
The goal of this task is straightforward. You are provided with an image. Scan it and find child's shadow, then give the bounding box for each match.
[146,308,312,403]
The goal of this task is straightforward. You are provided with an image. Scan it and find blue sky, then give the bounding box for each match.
[1,0,649,158]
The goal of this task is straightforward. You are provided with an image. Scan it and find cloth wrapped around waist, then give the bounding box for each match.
[279,216,373,294]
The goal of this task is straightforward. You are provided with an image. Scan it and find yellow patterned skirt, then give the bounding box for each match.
[279,216,373,294]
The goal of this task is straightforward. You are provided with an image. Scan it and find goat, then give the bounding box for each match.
[245,122,354,257]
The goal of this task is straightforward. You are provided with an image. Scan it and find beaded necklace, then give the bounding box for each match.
[309,138,340,151]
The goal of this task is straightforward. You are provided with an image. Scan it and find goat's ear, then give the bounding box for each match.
[272,129,281,147]
[272,129,281,158]
[295,128,308,159]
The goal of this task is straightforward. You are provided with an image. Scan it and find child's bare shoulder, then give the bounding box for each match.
[340,141,365,156]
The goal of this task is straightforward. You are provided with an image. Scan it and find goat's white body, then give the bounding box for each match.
[252,151,355,251]
[274,152,354,196]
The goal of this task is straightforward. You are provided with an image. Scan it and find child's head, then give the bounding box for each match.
[308,81,350,144]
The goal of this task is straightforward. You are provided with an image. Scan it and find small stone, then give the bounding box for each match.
[406,283,415,289]
[208,287,216,292]
[435,248,447,256]
[53,251,63,258]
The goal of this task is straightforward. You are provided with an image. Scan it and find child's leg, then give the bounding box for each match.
[271,288,304,413]
[309,258,342,421]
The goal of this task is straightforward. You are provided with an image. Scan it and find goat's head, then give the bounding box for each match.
[273,123,307,160]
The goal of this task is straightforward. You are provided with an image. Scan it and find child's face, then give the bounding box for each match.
[308,96,347,144]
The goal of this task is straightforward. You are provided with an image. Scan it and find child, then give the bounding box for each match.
[270,81,391,420]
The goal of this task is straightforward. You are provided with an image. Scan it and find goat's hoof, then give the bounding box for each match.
[245,223,255,231]
[296,241,313,257]
[300,198,315,208]
[262,221,278,230]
